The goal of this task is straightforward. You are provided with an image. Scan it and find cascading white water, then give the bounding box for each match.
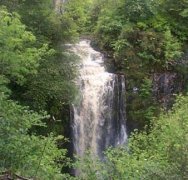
[71,40,127,158]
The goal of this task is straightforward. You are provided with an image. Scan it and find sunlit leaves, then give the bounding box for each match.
[75,95,188,179]
[0,8,48,84]
[163,29,182,62]
[0,92,69,179]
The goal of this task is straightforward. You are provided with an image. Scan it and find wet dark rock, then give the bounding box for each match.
[153,73,183,109]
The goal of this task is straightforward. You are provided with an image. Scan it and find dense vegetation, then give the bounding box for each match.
[87,0,188,130]
[0,0,80,178]
[0,0,188,179]
[75,95,188,179]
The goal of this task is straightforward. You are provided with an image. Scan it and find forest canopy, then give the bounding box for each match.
[0,0,188,179]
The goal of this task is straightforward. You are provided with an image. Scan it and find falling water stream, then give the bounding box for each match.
[71,40,127,158]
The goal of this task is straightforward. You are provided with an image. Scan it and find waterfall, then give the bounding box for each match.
[71,40,127,158]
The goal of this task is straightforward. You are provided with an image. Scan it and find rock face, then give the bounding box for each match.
[153,73,183,109]
[152,51,188,109]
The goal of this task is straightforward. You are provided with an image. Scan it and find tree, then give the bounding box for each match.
[106,95,188,179]
[162,0,188,40]
[0,8,72,179]
[0,7,48,85]
[0,86,70,179]
[62,0,93,34]
[24,51,78,115]
[75,95,188,179]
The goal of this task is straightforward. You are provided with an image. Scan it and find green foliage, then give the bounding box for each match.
[0,4,79,179]
[71,1,188,177]
[122,0,159,22]
[90,0,187,128]
[0,0,80,43]
[63,0,93,34]
[163,29,182,63]
[1,0,188,179]
[95,16,123,50]
[18,0,71,43]
[73,151,108,180]
[92,0,123,50]
[0,1,79,126]
[25,51,78,114]
[126,78,159,128]
[75,95,188,179]
[0,7,48,85]
[162,0,188,40]
[0,91,70,179]
[0,75,11,95]
[125,95,188,179]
